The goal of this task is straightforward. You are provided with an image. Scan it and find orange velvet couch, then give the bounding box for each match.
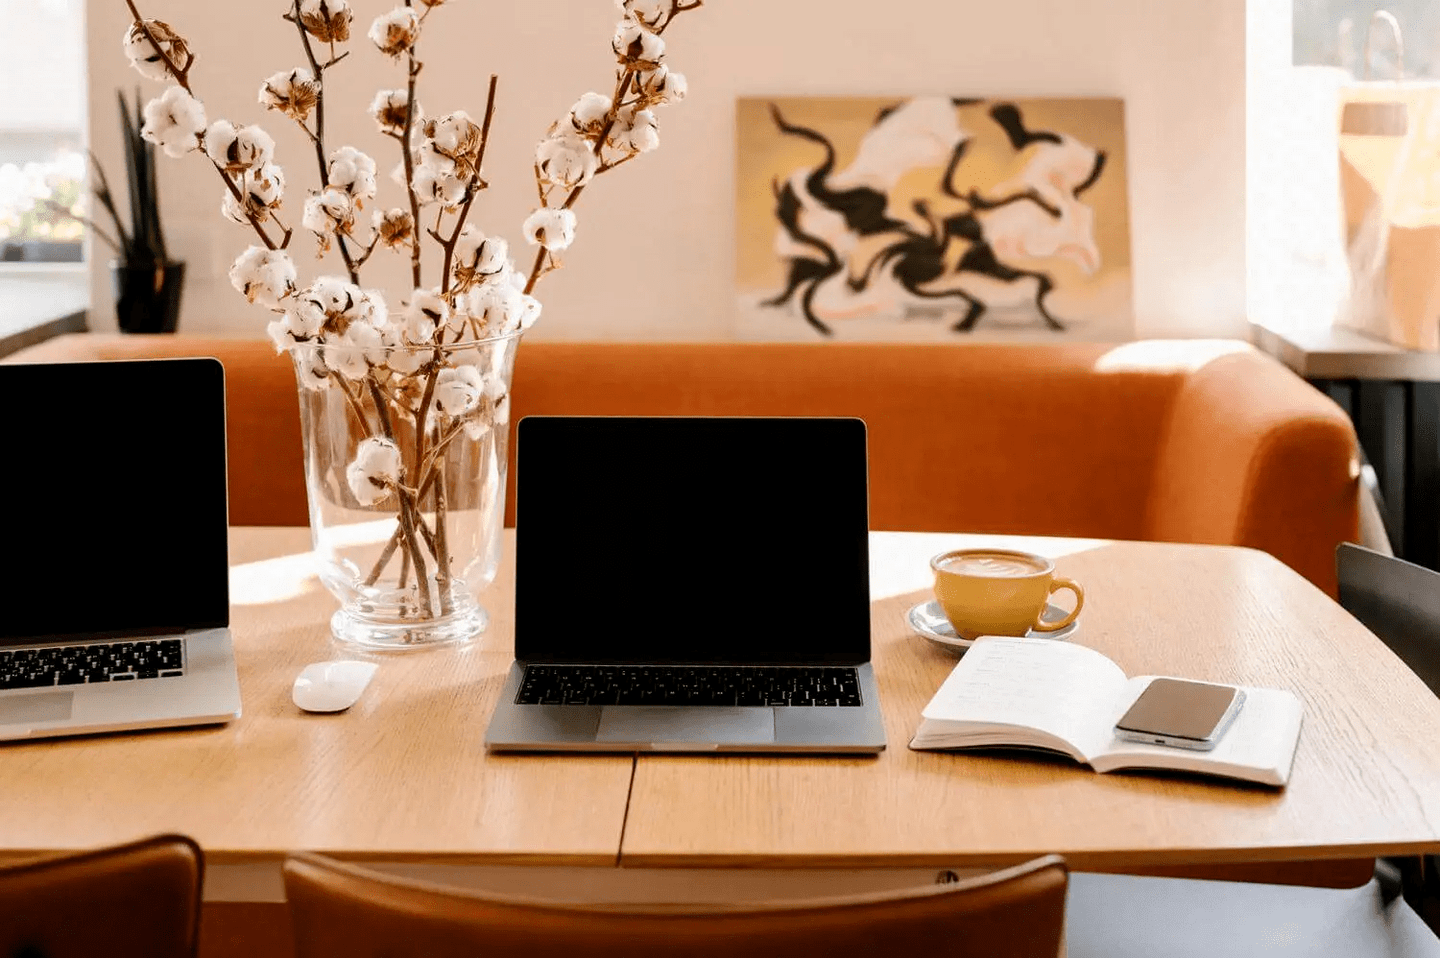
[5,334,1360,595]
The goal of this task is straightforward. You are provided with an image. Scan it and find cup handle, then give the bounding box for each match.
[1032,577,1084,632]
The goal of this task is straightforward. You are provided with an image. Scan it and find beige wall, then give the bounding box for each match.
[86,0,1247,341]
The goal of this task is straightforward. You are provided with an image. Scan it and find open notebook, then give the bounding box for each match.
[909,637,1303,787]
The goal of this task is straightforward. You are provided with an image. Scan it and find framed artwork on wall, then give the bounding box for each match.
[735,96,1133,341]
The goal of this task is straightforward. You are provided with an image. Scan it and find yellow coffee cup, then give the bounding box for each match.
[929,548,1084,640]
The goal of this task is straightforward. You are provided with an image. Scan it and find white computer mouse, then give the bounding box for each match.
[291,660,378,713]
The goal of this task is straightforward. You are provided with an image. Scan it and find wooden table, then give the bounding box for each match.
[5,528,1440,898]
[625,533,1440,878]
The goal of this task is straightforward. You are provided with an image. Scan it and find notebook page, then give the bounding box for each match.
[921,637,1130,756]
[1090,678,1304,785]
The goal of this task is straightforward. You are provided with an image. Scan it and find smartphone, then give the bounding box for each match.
[1113,678,1245,750]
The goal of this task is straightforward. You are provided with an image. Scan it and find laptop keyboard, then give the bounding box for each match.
[0,640,185,691]
[516,665,863,707]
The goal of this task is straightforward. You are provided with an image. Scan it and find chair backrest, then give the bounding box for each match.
[1337,542,1440,696]
[0,834,203,958]
[283,852,1067,958]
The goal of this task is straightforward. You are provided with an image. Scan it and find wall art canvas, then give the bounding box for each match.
[735,96,1133,341]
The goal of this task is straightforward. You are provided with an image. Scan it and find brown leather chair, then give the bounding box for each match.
[0,834,203,958]
[283,852,1067,958]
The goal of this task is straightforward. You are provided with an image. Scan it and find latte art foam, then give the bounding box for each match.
[939,553,1046,577]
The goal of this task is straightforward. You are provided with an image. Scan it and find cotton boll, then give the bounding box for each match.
[229,246,296,307]
[246,162,286,208]
[612,18,665,65]
[516,294,542,332]
[328,146,377,204]
[616,0,668,27]
[402,288,447,343]
[141,86,207,158]
[411,165,466,208]
[369,7,420,58]
[205,121,273,172]
[308,275,357,318]
[639,65,687,105]
[522,207,577,251]
[303,186,354,235]
[568,92,612,136]
[267,317,296,352]
[369,89,419,135]
[287,294,327,338]
[607,106,659,154]
[259,67,320,123]
[299,0,352,44]
[433,365,486,417]
[221,191,249,226]
[535,133,597,189]
[468,282,523,335]
[346,437,402,506]
[324,323,384,380]
[375,208,414,249]
[123,19,192,81]
[293,345,333,391]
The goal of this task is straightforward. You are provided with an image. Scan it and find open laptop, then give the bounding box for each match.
[485,416,886,753]
[0,358,242,742]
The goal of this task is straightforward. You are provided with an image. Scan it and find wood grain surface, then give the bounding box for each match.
[621,535,1440,869]
[0,527,633,867]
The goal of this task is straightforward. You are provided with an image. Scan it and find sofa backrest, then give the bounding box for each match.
[507,342,1186,542]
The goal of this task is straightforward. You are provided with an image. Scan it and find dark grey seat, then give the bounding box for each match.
[1338,543,1440,929]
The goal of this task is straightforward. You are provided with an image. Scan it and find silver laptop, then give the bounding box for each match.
[0,357,241,742]
[485,416,885,753]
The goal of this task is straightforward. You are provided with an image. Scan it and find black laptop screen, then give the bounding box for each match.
[0,358,230,643]
[514,417,871,664]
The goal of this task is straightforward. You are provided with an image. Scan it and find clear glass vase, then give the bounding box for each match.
[290,331,521,651]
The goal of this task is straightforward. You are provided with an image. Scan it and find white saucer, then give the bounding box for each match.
[906,599,1079,652]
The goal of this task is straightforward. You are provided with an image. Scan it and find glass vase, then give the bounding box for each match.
[290,331,521,651]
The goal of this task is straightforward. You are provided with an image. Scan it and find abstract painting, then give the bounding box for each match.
[735,96,1132,341]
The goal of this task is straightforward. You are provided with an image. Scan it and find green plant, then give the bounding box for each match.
[63,90,168,264]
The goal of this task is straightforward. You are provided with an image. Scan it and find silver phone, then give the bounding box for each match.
[1114,678,1245,751]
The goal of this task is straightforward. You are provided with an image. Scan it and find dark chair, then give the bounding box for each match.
[0,834,203,958]
[1338,542,1440,929]
[283,852,1068,958]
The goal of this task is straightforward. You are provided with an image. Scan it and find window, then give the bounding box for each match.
[0,0,85,263]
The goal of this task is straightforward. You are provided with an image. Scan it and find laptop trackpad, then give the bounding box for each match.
[596,707,775,745]
[0,692,73,726]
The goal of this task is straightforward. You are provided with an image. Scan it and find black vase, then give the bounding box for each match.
[112,260,185,334]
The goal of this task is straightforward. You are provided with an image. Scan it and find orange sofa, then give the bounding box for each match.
[5,334,1360,595]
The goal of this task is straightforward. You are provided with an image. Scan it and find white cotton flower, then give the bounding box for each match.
[568,92,612,137]
[324,322,385,380]
[411,164,466,208]
[615,0,668,26]
[402,288,447,343]
[299,0,352,44]
[452,228,508,288]
[522,207,577,251]
[123,19,192,82]
[468,282,519,332]
[369,89,419,135]
[302,186,354,235]
[433,365,485,417]
[221,191,249,226]
[287,293,327,338]
[612,18,665,64]
[639,64,687,105]
[246,162,286,208]
[327,146,377,203]
[346,437,402,506]
[516,294,542,331]
[536,133,598,189]
[608,106,660,154]
[421,111,481,178]
[141,86,207,159]
[350,288,388,328]
[369,7,420,58]
[374,207,414,249]
[204,120,274,173]
[293,345,332,390]
[308,275,357,318]
[228,246,296,307]
[266,317,297,351]
[383,325,426,375]
[259,67,320,122]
